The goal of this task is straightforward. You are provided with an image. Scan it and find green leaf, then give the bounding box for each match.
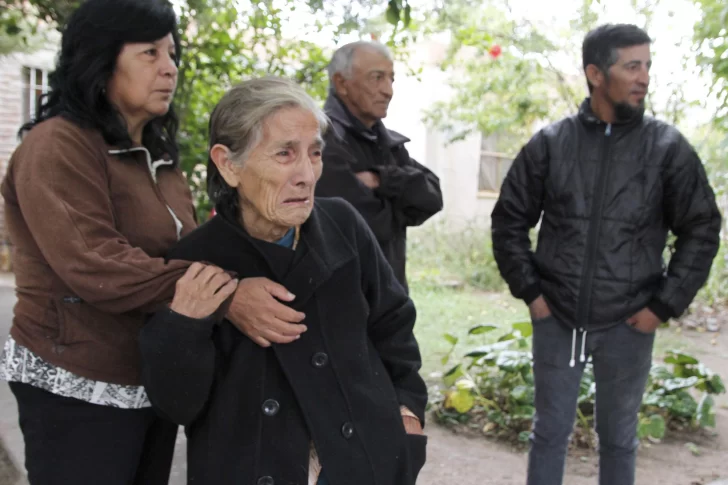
[663,376,699,391]
[708,374,726,394]
[443,333,459,345]
[495,350,532,371]
[518,430,531,442]
[512,321,533,338]
[385,0,400,26]
[455,378,476,390]
[511,384,534,403]
[440,354,450,365]
[697,394,716,428]
[664,351,699,365]
[443,364,465,387]
[650,365,674,381]
[498,331,518,342]
[464,339,516,358]
[667,390,698,418]
[468,324,498,335]
[403,3,412,27]
[638,414,666,439]
[510,404,535,420]
[444,388,475,414]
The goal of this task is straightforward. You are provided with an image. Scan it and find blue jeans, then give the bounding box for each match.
[527,316,654,485]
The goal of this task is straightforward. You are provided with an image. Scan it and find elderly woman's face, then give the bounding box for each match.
[106,33,178,129]
[235,107,324,229]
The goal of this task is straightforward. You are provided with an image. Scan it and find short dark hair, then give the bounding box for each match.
[21,0,181,163]
[582,24,651,92]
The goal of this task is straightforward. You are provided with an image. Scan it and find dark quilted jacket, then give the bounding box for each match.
[492,98,721,331]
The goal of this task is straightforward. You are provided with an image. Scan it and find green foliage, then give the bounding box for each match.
[173,0,336,219]
[0,0,79,54]
[0,8,38,54]
[172,0,421,220]
[694,0,728,129]
[422,1,581,152]
[431,323,725,447]
[407,222,506,292]
[2,0,418,220]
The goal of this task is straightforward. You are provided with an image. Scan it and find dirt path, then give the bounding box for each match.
[417,325,728,485]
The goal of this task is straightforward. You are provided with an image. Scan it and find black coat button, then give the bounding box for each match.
[311,352,329,368]
[257,476,274,485]
[262,399,280,416]
[341,422,354,439]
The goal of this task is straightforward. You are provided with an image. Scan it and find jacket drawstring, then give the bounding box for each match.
[569,329,576,367]
[569,328,588,368]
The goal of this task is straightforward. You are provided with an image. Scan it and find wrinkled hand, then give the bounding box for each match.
[355,171,380,189]
[226,277,307,347]
[627,307,661,334]
[529,295,552,321]
[170,263,238,319]
[403,415,424,435]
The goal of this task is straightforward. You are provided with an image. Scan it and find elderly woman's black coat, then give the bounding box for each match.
[139,197,428,485]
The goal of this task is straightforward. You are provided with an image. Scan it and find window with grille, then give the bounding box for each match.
[478,149,513,192]
[21,67,50,124]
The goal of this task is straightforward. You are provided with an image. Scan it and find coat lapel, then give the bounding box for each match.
[216,201,356,309]
[280,201,356,309]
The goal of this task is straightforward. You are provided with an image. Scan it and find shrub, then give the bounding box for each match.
[430,322,726,447]
[407,222,506,291]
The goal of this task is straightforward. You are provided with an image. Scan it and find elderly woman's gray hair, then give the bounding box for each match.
[327,41,392,84]
[207,76,328,209]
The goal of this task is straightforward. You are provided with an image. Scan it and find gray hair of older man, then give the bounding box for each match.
[327,41,393,86]
[206,76,329,213]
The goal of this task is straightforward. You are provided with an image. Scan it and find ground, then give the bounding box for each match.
[410,285,728,485]
[0,279,726,484]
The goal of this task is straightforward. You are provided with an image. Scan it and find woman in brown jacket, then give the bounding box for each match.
[0,1,239,483]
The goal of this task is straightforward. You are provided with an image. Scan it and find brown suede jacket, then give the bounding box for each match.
[2,116,197,385]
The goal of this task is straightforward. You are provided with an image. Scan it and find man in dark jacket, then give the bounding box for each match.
[316,41,443,291]
[492,24,721,485]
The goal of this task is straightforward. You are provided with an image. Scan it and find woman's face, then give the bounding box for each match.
[230,107,324,231]
[106,33,178,133]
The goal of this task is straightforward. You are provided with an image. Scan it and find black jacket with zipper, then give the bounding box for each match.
[316,95,443,291]
[492,98,721,331]
[139,197,427,485]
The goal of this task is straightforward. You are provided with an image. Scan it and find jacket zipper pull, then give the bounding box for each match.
[605,124,612,136]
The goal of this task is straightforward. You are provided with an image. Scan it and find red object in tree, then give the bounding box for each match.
[489,44,502,59]
[209,207,216,220]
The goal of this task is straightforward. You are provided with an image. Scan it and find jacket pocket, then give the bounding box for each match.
[623,321,656,336]
[406,433,427,482]
[531,316,572,367]
[52,296,83,346]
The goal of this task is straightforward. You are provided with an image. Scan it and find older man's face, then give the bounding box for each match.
[337,47,394,128]
[236,107,324,231]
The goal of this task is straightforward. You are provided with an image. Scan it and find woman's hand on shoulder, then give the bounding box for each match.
[170,263,238,319]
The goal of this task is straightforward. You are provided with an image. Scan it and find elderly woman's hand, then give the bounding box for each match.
[226,277,307,347]
[170,263,238,319]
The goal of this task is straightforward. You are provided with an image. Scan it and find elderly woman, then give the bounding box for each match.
[139,77,428,485]
[0,0,242,482]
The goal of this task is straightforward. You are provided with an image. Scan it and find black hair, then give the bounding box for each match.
[582,24,651,93]
[21,0,181,163]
